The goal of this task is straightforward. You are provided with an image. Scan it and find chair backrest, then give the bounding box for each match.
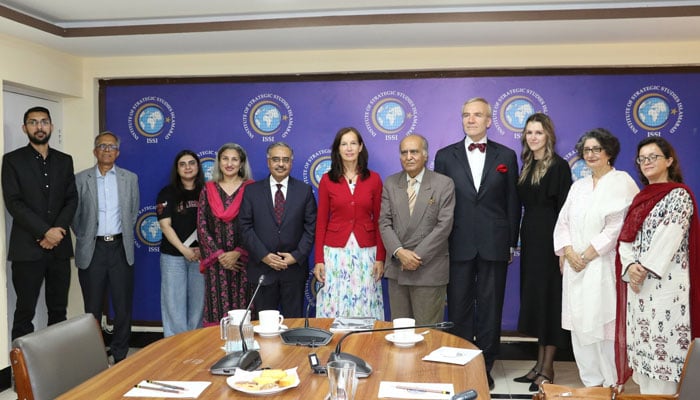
[10,313,109,400]
[678,338,699,400]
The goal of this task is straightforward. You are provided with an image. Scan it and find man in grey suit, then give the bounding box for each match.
[72,131,139,363]
[434,97,520,390]
[379,134,455,325]
[2,106,77,340]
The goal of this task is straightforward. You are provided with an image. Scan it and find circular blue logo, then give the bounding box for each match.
[502,98,536,131]
[375,100,406,132]
[569,158,591,181]
[312,159,332,187]
[636,95,670,129]
[253,103,282,134]
[137,106,165,135]
[128,97,176,142]
[137,212,162,246]
[201,158,216,182]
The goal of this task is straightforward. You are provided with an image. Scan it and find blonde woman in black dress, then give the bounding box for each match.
[514,113,572,390]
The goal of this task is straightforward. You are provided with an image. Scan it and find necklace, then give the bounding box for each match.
[344,173,358,184]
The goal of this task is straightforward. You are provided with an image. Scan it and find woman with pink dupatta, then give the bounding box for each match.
[197,143,254,325]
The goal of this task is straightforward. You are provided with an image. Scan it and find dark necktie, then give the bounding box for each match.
[468,142,486,153]
[274,183,285,224]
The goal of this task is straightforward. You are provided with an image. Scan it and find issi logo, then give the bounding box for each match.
[128,96,176,144]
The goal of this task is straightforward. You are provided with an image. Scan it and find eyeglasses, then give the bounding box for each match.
[95,144,119,152]
[25,119,51,127]
[269,157,291,164]
[636,154,665,165]
[582,146,603,155]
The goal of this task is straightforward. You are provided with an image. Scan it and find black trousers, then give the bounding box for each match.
[11,253,70,340]
[447,257,508,372]
[78,238,134,361]
[252,276,305,318]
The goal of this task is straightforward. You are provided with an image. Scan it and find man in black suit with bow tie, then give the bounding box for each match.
[434,97,520,390]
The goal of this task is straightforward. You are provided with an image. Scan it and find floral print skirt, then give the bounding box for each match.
[316,234,384,319]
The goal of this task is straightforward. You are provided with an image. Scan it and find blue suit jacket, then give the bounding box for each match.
[239,175,317,285]
[434,138,520,262]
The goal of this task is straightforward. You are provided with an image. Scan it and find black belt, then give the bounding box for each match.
[96,233,122,242]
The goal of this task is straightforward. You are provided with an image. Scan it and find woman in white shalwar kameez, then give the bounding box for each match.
[553,128,639,387]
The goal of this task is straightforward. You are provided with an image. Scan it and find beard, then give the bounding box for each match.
[28,130,51,145]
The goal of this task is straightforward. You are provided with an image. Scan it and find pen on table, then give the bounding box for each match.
[134,384,180,394]
[396,385,452,395]
[146,380,186,390]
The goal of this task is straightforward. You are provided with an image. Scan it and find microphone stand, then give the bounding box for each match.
[328,321,454,378]
[210,275,266,375]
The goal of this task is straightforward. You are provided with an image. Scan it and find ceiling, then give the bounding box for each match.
[0,0,699,57]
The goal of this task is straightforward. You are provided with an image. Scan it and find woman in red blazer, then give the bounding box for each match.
[313,127,386,319]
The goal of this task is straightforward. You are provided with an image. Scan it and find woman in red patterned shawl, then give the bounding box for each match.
[615,136,700,395]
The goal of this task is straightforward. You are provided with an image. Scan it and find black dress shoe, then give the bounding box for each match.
[513,367,538,383]
[487,372,494,390]
[528,372,553,392]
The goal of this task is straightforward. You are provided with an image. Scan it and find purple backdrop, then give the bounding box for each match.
[101,71,700,331]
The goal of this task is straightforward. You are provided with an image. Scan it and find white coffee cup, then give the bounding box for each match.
[392,318,416,341]
[258,310,284,332]
[228,309,251,325]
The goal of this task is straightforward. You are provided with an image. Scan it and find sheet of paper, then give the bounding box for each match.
[421,346,482,365]
[124,380,211,398]
[378,381,454,399]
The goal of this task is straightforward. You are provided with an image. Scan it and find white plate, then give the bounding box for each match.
[227,367,299,395]
[254,324,288,337]
[385,333,424,348]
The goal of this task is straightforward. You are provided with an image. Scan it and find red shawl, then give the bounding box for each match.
[205,180,252,222]
[615,182,700,385]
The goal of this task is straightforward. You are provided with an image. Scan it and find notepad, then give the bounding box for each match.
[422,346,482,365]
[124,380,211,398]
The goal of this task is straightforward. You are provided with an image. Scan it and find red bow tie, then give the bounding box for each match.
[468,142,486,153]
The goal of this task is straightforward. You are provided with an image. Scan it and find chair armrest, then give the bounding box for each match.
[10,347,34,400]
[616,394,678,399]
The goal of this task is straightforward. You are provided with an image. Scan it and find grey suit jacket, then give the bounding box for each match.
[379,169,455,286]
[72,165,139,269]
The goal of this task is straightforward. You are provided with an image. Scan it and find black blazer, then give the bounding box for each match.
[434,139,520,262]
[239,176,317,284]
[2,145,78,261]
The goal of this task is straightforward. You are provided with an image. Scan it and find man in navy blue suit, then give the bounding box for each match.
[239,142,317,317]
[434,97,520,390]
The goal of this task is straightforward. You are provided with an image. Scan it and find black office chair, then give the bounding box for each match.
[10,313,109,400]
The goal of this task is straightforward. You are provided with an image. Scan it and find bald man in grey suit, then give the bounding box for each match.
[379,134,455,325]
[72,131,139,363]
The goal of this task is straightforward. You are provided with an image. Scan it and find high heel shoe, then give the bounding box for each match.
[513,367,539,383]
[528,372,553,392]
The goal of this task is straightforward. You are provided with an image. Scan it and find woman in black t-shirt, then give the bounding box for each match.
[156,150,205,337]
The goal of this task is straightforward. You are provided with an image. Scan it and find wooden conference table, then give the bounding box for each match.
[57,318,490,399]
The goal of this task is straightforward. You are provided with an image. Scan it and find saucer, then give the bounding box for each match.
[254,324,288,337]
[385,333,424,348]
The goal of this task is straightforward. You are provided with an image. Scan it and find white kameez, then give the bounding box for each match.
[553,169,638,386]
[619,188,693,386]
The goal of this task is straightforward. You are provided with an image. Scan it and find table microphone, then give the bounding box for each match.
[451,389,478,400]
[327,321,454,378]
[210,274,265,375]
[280,282,333,347]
